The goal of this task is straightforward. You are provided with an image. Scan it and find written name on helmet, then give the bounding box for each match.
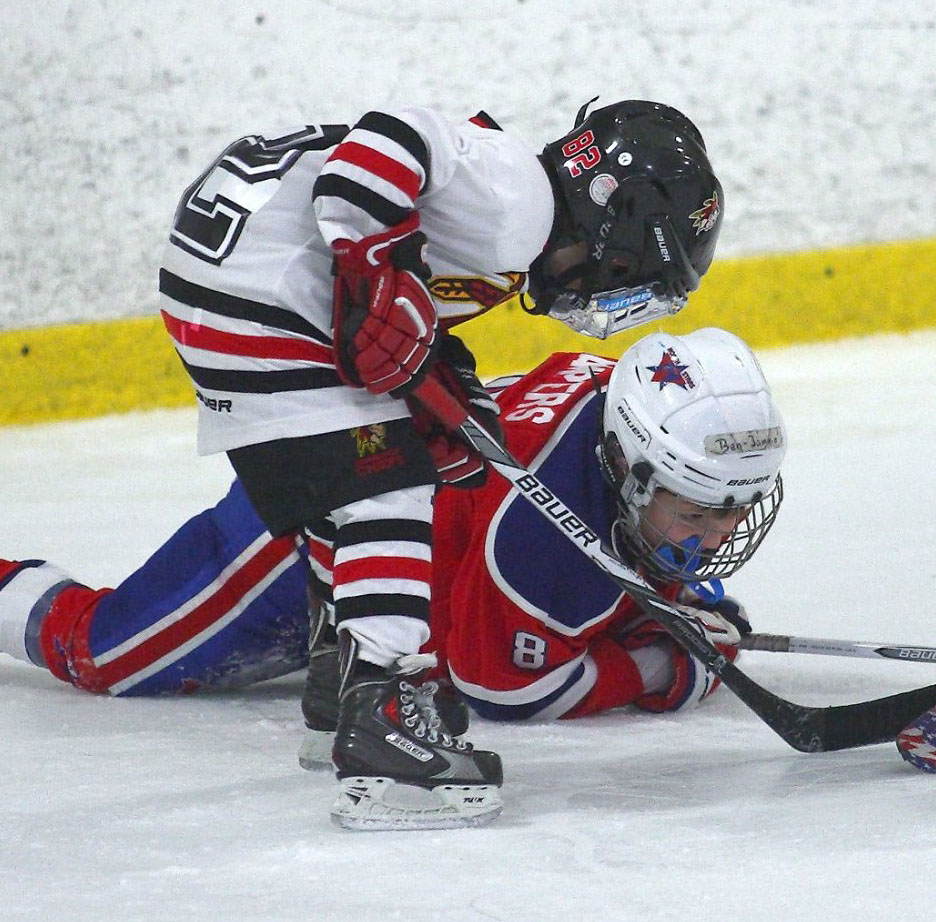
[704,427,784,455]
[515,474,599,547]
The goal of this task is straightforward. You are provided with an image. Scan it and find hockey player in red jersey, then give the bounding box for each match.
[152,97,724,827]
[0,329,785,825]
[430,328,785,721]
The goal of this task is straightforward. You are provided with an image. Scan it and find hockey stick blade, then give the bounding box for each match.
[411,376,936,753]
[741,633,936,663]
[896,707,936,772]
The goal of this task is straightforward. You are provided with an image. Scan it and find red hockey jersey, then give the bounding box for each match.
[432,352,682,720]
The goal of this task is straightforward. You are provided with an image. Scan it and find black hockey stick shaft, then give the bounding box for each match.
[413,376,936,752]
[741,632,936,663]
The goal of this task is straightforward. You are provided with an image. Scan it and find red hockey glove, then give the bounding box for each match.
[617,591,749,713]
[406,335,503,490]
[331,212,437,397]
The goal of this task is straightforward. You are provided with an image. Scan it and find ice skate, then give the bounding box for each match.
[329,633,501,831]
[298,639,341,771]
[298,604,469,771]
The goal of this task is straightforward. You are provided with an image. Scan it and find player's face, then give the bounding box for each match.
[640,489,748,552]
[543,242,633,292]
[542,241,587,289]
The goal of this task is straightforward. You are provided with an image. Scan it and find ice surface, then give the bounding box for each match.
[2,330,936,921]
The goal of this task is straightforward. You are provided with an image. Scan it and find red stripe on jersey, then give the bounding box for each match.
[327,141,422,201]
[162,311,334,364]
[333,555,431,588]
[93,535,298,688]
[307,536,335,573]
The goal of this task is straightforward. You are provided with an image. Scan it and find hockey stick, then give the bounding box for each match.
[413,375,936,753]
[741,633,936,664]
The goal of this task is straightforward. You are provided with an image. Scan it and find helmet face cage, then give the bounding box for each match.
[610,475,784,583]
[539,282,685,340]
[596,385,784,584]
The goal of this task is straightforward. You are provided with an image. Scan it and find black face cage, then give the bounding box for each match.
[611,475,784,584]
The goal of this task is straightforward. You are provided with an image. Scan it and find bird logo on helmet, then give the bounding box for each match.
[597,328,786,586]
[527,99,724,340]
[689,193,721,235]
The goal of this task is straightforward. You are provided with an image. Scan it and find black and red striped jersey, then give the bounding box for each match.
[158,106,554,454]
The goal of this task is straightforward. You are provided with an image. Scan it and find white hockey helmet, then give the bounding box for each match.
[598,327,786,582]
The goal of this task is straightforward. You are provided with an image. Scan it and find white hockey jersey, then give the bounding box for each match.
[158,107,555,454]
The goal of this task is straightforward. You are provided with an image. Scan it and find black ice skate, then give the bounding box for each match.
[297,636,341,771]
[298,600,469,771]
[296,593,340,770]
[329,632,502,831]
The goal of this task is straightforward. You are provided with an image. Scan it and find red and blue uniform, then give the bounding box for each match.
[433,352,682,719]
[2,353,695,716]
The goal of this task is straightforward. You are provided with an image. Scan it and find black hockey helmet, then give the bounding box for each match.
[528,99,724,339]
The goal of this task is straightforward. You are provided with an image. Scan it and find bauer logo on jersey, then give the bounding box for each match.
[689,192,720,235]
[646,349,695,390]
[195,389,233,413]
[705,427,784,456]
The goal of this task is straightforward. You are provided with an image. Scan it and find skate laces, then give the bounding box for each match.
[391,651,438,676]
[398,679,469,751]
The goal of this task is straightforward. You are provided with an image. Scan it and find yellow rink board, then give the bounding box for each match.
[2,237,934,427]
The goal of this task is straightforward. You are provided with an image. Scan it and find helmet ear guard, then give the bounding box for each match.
[596,428,653,509]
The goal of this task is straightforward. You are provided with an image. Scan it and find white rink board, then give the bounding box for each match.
[3,1,936,330]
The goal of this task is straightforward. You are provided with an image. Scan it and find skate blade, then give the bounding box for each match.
[298,730,335,771]
[330,776,503,831]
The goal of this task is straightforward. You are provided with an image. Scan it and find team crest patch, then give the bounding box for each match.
[351,424,387,457]
[429,272,525,308]
[350,424,406,476]
[689,192,720,235]
[646,349,695,390]
[588,173,618,206]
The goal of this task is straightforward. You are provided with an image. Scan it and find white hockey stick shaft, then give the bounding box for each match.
[741,633,936,664]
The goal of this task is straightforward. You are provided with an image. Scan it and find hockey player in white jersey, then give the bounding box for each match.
[155,98,723,829]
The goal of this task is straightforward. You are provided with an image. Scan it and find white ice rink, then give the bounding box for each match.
[2,330,936,922]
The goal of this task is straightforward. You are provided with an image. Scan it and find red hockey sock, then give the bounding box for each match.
[39,586,113,692]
